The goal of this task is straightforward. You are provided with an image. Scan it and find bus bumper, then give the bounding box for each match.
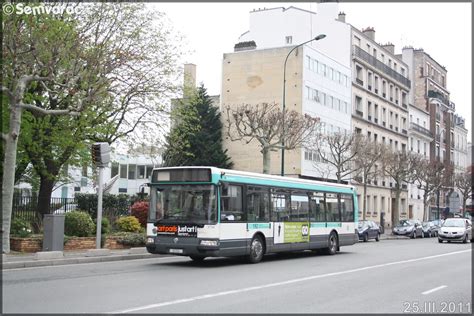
[146,236,220,256]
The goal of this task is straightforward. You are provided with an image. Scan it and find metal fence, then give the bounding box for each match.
[12,194,133,226]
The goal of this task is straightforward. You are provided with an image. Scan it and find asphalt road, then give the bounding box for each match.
[2,238,472,314]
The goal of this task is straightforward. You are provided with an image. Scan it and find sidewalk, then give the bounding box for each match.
[2,247,159,270]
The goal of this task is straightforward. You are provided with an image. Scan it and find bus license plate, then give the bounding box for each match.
[169,248,183,254]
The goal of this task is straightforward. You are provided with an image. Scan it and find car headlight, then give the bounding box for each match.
[147,237,155,244]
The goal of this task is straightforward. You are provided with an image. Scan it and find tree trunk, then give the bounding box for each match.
[362,182,368,221]
[2,106,22,253]
[422,193,429,222]
[37,176,56,217]
[262,147,271,174]
[393,188,401,225]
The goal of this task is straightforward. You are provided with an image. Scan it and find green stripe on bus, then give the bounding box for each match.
[310,223,326,228]
[326,222,342,228]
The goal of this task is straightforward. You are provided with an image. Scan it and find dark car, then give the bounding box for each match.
[357,220,381,242]
[392,219,423,238]
[422,221,438,237]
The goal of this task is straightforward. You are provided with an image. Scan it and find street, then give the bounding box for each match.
[2,238,472,314]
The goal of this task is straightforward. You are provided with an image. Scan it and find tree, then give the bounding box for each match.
[224,103,320,174]
[307,131,362,183]
[383,150,419,225]
[2,3,182,253]
[455,170,473,216]
[353,138,387,220]
[163,85,233,168]
[412,159,445,221]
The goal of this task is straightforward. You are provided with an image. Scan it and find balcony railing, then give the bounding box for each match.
[402,103,408,109]
[356,78,363,85]
[410,122,432,138]
[352,45,411,88]
[356,110,364,117]
[428,90,450,106]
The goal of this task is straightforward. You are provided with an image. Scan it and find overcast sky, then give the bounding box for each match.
[152,2,472,141]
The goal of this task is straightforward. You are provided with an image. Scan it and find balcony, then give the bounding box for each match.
[410,122,432,138]
[356,110,364,117]
[356,78,364,85]
[428,90,450,106]
[352,45,411,88]
[402,103,408,109]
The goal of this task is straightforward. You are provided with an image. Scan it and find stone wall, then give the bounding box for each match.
[10,236,131,253]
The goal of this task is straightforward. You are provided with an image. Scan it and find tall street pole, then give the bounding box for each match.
[281,34,326,176]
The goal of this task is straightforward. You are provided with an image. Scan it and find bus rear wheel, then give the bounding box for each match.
[248,235,264,263]
[324,232,338,255]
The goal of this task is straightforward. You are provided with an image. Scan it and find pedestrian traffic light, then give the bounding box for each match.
[91,142,110,167]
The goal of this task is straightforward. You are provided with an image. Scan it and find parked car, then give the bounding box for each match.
[393,219,423,238]
[438,218,473,243]
[422,221,438,237]
[357,220,381,242]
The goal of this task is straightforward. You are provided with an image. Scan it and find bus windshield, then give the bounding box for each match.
[150,185,217,224]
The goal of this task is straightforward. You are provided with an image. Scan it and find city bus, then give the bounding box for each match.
[146,167,358,263]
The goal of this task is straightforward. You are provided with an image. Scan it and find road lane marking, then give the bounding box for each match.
[110,249,471,314]
[422,285,447,295]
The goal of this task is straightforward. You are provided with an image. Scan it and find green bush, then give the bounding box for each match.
[64,211,95,237]
[94,217,111,235]
[131,201,149,227]
[114,232,146,247]
[11,218,32,238]
[115,216,141,233]
[75,193,130,219]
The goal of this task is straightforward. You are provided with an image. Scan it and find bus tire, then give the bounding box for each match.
[189,255,206,262]
[324,232,338,255]
[248,235,264,263]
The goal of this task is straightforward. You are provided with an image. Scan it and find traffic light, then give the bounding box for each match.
[91,142,110,167]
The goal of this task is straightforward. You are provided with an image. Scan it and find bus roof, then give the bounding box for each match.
[151,166,355,192]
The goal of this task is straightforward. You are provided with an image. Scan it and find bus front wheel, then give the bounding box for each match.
[248,235,264,263]
[190,255,206,262]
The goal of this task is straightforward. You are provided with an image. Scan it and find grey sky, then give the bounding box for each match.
[153,2,471,141]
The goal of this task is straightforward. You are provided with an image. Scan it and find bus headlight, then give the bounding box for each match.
[147,237,155,244]
[200,240,219,246]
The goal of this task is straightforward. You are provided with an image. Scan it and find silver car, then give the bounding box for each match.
[438,218,473,243]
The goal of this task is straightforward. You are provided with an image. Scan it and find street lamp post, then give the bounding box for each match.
[281,34,326,176]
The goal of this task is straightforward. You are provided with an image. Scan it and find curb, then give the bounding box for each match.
[2,253,155,270]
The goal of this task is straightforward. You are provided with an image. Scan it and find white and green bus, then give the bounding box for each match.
[146,167,358,263]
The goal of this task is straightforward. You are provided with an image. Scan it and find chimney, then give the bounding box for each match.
[382,43,395,54]
[362,27,375,41]
[183,64,196,98]
[337,11,346,23]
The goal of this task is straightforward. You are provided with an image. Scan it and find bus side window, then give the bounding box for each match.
[220,185,243,221]
[309,192,325,222]
[246,186,270,222]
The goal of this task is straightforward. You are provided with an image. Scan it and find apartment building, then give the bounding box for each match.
[221,4,352,180]
[401,47,461,218]
[453,114,469,174]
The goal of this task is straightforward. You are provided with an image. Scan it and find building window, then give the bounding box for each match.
[111,162,119,178]
[118,188,127,193]
[128,164,136,180]
[74,187,81,192]
[285,36,292,44]
[137,165,146,179]
[146,165,154,179]
[119,164,127,178]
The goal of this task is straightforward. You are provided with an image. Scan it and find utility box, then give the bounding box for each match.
[43,214,65,251]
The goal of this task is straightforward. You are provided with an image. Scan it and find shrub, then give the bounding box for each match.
[114,232,146,247]
[75,193,130,220]
[64,211,95,237]
[94,217,111,235]
[131,201,149,227]
[115,216,141,233]
[11,218,32,238]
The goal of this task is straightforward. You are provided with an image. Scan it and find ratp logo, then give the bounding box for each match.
[3,3,82,16]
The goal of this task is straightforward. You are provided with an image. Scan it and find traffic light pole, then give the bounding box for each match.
[95,166,104,249]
